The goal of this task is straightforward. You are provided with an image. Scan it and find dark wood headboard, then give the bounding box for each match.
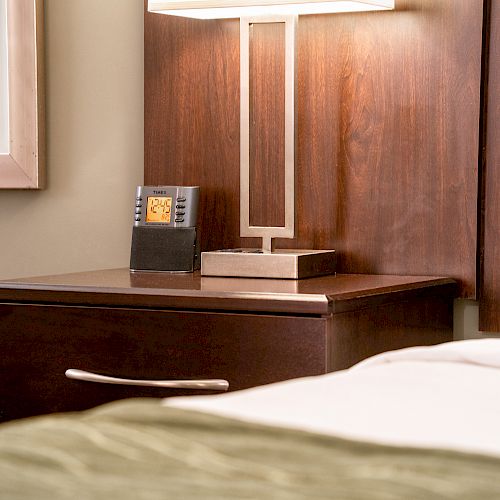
[144,0,483,299]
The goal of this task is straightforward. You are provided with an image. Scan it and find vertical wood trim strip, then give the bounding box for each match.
[479,0,500,332]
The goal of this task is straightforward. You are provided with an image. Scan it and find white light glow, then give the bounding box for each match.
[149,1,394,19]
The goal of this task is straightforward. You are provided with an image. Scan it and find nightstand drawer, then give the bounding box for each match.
[0,304,330,421]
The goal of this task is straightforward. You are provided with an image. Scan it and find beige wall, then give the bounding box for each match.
[454,300,500,339]
[0,0,143,279]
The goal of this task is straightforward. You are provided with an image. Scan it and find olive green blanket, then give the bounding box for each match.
[0,398,499,499]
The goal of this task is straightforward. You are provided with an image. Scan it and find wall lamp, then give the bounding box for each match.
[148,0,394,279]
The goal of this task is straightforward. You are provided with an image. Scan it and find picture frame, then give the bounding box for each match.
[0,0,44,189]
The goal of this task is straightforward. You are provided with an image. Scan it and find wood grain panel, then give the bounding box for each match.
[145,1,482,296]
[290,1,481,297]
[249,22,286,227]
[479,0,500,331]
[144,8,244,251]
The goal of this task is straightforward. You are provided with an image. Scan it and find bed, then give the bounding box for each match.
[1,339,500,499]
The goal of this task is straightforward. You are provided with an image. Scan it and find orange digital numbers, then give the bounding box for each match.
[146,196,172,223]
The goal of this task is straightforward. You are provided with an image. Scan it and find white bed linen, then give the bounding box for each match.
[165,339,500,457]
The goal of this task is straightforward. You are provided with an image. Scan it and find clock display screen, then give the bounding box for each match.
[146,196,172,223]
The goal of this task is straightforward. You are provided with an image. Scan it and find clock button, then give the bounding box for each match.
[136,197,142,201]
[134,216,141,222]
[175,204,185,209]
[135,208,141,214]
[177,197,186,202]
[175,218,184,223]
[175,211,185,216]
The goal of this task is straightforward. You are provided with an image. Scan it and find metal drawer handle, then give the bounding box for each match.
[65,369,229,391]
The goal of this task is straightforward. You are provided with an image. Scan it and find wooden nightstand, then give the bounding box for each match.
[0,269,456,421]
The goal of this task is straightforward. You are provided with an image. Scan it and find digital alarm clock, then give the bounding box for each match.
[130,186,200,272]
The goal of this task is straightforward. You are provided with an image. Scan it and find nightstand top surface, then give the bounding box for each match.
[0,268,456,315]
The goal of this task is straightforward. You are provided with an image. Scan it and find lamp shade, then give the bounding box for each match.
[148,0,394,19]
